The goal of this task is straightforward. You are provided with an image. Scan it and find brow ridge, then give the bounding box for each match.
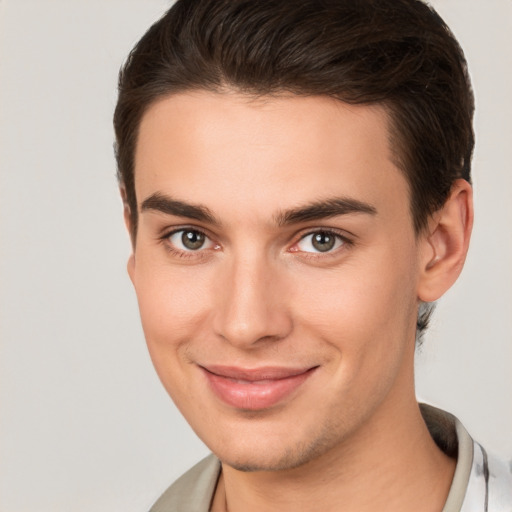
[140,193,219,225]
[275,197,377,225]
[141,193,376,227]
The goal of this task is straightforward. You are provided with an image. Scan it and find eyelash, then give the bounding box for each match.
[159,227,217,260]
[291,229,353,260]
[158,227,353,260]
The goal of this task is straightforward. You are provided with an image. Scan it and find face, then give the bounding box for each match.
[129,91,427,471]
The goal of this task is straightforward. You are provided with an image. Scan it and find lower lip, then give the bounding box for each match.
[202,368,316,411]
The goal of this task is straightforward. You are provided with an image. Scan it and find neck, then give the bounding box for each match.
[211,396,455,512]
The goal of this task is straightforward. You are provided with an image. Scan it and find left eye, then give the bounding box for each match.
[167,229,215,251]
[296,231,345,253]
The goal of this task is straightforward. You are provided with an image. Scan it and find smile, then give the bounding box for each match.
[200,365,318,411]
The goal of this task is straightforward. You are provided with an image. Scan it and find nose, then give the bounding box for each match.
[212,254,293,348]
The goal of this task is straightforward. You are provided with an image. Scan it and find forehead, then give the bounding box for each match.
[134,91,409,222]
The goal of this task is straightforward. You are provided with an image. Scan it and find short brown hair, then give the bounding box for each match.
[114,0,474,237]
[113,0,475,336]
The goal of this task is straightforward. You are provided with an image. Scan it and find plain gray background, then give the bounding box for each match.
[0,1,510,511]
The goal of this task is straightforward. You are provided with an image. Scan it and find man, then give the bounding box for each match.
[113,0,512,510]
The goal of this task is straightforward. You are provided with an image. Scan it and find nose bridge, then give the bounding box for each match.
[213,247,291,347]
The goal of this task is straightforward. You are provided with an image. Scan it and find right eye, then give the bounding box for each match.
[166,229,215,252]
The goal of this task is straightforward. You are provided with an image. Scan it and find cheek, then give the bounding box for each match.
[132,261,214,375]
[297,265,416,335]
[292,248,419,368]
[132,268,214,419]
[135,257,210,326]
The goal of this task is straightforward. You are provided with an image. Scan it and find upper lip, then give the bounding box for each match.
[200,365,317,381]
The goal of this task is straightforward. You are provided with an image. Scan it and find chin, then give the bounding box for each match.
[211,423,341,473]
[218,451,308,473]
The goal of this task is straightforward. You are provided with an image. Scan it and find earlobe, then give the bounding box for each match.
[417,179,473,302]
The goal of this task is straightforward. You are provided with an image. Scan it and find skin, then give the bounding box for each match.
[126,91,473,512]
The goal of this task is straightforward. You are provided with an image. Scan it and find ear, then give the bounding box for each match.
[120,185,133,237]
[127,252,136,285]
[120,185,136,283]
[417,179,473,302]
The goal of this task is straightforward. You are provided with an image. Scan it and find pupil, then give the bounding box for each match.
[312,232,335,252]
[182,230,204,250]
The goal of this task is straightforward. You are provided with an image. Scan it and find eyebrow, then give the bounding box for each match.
[274,197,377,226]
[140,192,377,227]
[140,193,220,225]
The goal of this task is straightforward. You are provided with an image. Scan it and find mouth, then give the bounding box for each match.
[200,365,318,411]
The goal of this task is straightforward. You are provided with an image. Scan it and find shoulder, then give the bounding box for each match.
[462,442,512,512]
[149,454,221,512]
[420,403,512,512]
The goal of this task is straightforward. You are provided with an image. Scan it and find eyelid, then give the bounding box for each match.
[296,226,353,242]
[159,225,220,256]
[159,224,216,242]
[157,224,353,259]
[289,227,354,255]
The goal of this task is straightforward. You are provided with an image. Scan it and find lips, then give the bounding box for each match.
[200,365,317,410]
